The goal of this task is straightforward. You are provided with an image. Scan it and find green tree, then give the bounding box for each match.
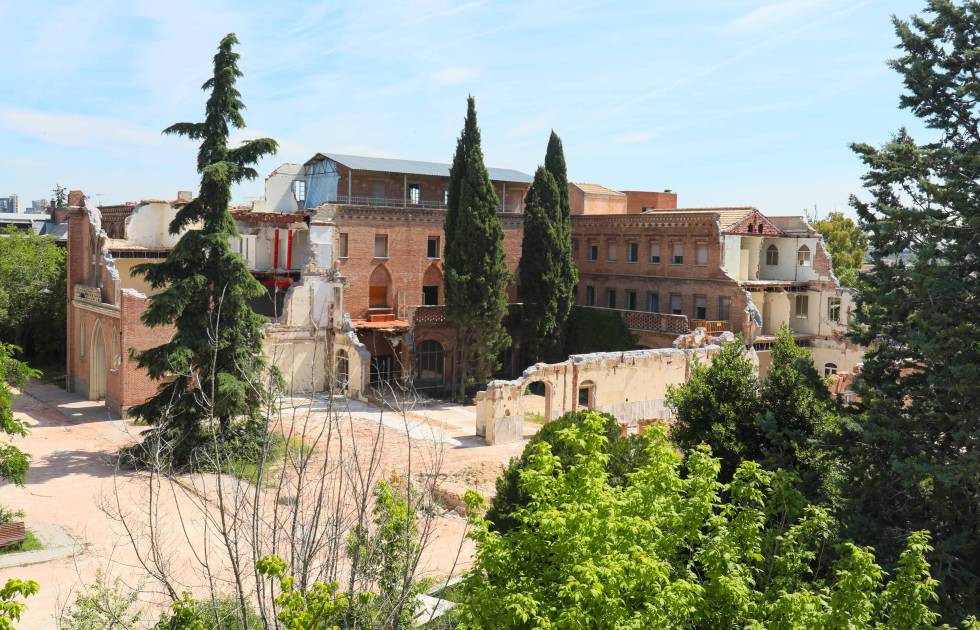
[518,167,564,362]
[444,96,511,398]
[668,329,840,505]
[0,578,39,630]
[562,305,635,355]
[543,132,577,349]
[812,210,868,287]
[129,34,277,445]
[0,228,66,362]
[844,1,980,616]
[51,184,67,209]
[667,338,762,480]
[458,413,977,629]
[486,410,651,534]
[0,343,37,490]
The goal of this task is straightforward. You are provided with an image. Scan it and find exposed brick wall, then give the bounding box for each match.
[334,205,524,320]
[118,291,175,413]
[727,210,783,236]
[571,212,747,337]
[622,190,678,213]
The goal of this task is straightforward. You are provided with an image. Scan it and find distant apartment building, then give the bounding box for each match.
[0,194,18,213]
[28,199,48,214]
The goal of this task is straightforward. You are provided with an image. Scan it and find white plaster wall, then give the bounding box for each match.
[253,163,302,213]
[308,222,334,271]
[125,202,200,248]
[809,339,864,374]
[723,235,743,279]
[758,237,798,281]
[762,291,792,335]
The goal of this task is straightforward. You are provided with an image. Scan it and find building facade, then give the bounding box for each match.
[0,194,18,213]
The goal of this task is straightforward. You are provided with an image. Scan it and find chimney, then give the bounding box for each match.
[176,190,193,203]
[68,190,85,206]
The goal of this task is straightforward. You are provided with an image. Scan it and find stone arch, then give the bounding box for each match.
[368,264,392,308]
[89,320,108,401]
[521,379,553,422]
[577,379,596,410]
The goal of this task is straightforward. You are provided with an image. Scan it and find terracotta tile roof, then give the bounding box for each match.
[643,207,756,230]
[231,210,309,225]
[572,182,626,197]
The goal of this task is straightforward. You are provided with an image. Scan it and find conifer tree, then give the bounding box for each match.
[130,34,277,443]
[844,1,980,616]
[543,132,577,346]
[444,97,511,399]
[518,167,564,362]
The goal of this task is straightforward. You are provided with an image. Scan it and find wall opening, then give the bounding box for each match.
[415,339,445,386]
[577,380,596,410]
[89,321,107,401]
[522,380,552,423]
[368,265,391,309]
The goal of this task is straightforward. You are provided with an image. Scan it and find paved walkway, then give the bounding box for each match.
[0,523,81,570]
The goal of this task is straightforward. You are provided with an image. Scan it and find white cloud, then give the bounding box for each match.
[430,67,480,86]
[0,108,175,147]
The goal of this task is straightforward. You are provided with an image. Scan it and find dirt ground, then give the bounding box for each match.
[0,384,532,629]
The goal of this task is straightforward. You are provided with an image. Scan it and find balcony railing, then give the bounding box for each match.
[578,306,690,335]
[320,195,516,213]
[690,319,731,334]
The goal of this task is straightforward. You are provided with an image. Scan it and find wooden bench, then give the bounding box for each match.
[0,522,26,549]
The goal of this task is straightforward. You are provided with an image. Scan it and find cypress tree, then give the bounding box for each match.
[844,1,980,616]
[130,34,277,445]
[444,96,511,399]
[519,167,563,361]
[543,132,577,346]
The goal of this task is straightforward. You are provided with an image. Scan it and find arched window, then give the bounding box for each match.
[766,244,779,266]
[824,362,838,377]
[415,339,445,384]
[797,245,811,267]
[747,223,754,233]
[335,350,349,392]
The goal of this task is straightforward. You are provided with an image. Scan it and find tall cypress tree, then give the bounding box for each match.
[543,132,577,342]
[519,167,563,362]
[844,1,980,617]
[130,34,277,443]
[444,96,511,399]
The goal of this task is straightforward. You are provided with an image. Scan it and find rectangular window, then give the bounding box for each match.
[795,294,809,318]
[649,241,661,264]
[828,297,841,322]
[586,285,596,306]
[606,289,617,308]
[409,184,421,205]
[374,234,388,258]
[695,242,708,266]
[588,242,599,262]
[572,238,579,254]
[647,292,659,313]
[427,236,440,259]
[627,242,639,263]
[422,285,438,305]
[338,233,349,258]
[694,295,707,319]
[292,180,306,203]
[672,242,684,265]
[670,293,682,315]
[626,290,637,310]
[718,296,732,321]
[606,240,617,262]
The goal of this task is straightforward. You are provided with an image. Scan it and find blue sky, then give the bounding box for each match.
[0,0,928,217]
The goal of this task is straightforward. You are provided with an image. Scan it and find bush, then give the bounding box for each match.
[562,306,635,355]
[58,569,141,630]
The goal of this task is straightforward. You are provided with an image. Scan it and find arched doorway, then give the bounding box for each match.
[334,349,349,393]
[89,321,107,400]
[368,265,391,309]
[577,380,596,410]
[521,380,552,423]
[415,339,445,385]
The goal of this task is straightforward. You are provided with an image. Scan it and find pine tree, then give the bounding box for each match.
[444,97,511,399]
[130,34,277,445]
[518,167,563,362]
[844,1,980,616]
[543,132,577,347]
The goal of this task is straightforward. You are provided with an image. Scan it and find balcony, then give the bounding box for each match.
[690,319,731,334]
[579,306,691,335]
[324,195,516,213]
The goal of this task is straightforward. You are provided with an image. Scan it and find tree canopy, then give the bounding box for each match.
[844,0,980,616]
[0,228,66,362]
[129,33,277,448]
[443,96,511,397]
[812,211,868,287]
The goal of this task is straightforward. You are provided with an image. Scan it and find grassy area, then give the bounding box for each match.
[0,530,44,555]
[222,435,314,487]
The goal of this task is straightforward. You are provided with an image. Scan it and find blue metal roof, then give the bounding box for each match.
[309,152,533,184]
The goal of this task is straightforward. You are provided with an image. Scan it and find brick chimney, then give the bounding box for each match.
[68,190,85,207]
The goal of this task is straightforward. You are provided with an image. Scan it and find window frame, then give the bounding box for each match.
[828,297,841,322]
[408,183,421,205]
[671,242,684,265]
[647,292,659,313]
[606,239,617,262]
[695,242,708,266]
[693,294,707,320]
[795,293,809,318]
[766,244,779,266]
[649,241,661,264]
[797,245,812,267]
[718,296,732,321]
[627,241,639,263]
[670,293,683,315]
[337,233,349,259]
[426,235,440,259]
[588,242,599,262]
[585,285,596,306]
[606,288,617,309]
[373,234,389,259]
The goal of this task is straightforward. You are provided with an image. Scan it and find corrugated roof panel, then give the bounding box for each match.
[315,152,533,184]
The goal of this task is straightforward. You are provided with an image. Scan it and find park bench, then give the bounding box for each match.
[0,522,26,549]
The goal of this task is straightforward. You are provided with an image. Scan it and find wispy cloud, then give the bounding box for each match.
[0,109,174,147]
[725,0,823,33]
[430,67,480,86]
